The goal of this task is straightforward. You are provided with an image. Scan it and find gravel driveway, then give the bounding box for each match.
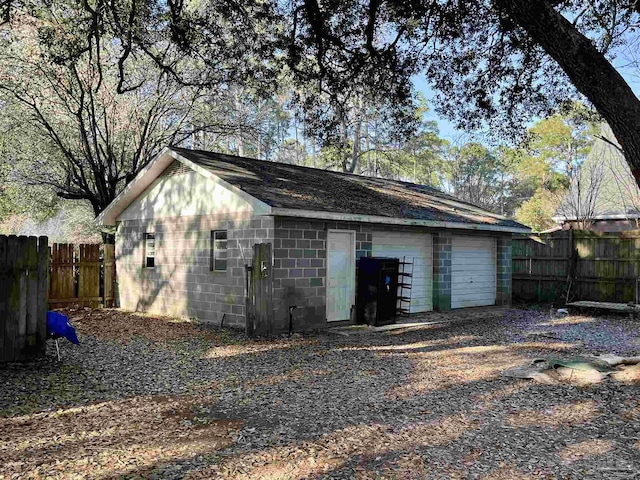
[1,307,639,479]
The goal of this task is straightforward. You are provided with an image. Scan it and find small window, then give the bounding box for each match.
[145,233,155,268]
[211,230,227,271]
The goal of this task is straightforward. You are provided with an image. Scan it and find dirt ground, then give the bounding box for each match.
[1,307,639,479]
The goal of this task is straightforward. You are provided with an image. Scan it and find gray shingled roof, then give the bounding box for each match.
[171,147,527,230]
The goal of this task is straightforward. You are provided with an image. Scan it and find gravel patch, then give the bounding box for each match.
[1,307,639,479]
[502,308,640,355]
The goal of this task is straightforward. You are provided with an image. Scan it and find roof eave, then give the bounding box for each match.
[272,208,531,234]
[553,213,640,222]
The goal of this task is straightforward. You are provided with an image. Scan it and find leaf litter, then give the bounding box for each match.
[0,307,639,479]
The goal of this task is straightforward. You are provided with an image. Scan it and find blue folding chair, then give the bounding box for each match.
[46,311,80,361]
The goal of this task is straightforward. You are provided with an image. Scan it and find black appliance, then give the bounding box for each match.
[356,257,399,326]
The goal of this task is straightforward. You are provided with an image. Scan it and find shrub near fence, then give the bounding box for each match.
[0,235,49,362]
[513,230,640,304]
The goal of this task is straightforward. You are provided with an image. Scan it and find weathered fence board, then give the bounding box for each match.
[37,237,48,347]
[78,244,101,308]
[1,238,116,362]
[0,237,5,355]
[513,230,640,304]
[49,243,115,308]
[0,235,49,362]
[50,243,74,305]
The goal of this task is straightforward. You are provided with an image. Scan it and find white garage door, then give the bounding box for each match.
[372,232,433,313]
[451,236,496,309]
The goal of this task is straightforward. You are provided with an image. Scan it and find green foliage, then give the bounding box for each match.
[0,2,614,232]
[379,97,448,186]
[525,103,600,180]
[443,142,508,213]
[0,138,59,222]
[0,4,286,220]
[515,189,562,232]
[504,104,599,228]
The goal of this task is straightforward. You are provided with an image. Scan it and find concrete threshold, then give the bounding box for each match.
[370,320,449,332]
[328,320,449,336]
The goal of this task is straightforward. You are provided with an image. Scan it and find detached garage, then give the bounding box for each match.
[98,146,529,333]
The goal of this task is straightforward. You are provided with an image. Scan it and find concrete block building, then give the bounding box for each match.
[97,147,529,331]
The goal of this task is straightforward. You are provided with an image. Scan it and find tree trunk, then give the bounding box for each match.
[495,0,640,185]
[349,117,361,173]
[237,135,244,157]
[340,117,348,172]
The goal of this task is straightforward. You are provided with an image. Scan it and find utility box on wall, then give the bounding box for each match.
[356,257,399,326]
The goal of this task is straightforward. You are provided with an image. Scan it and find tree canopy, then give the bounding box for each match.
[0,0,282,229]
[5,1,638,156]
[1,0,639,236]
[278,1,640,175]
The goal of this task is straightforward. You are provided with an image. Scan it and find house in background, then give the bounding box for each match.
[97,147,529,332]
[554,124,640,232]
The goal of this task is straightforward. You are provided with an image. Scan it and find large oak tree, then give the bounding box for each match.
[0,0,280,232]
[281,0,640,182]
[3,0,640,194]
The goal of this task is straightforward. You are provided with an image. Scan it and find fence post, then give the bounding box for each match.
[246,243,274,336]
[0,236,6,361]
[245,263,255,337]
[5,236,19,361]
[253,243,266,334]
[37,237,48,353]
[565,229,576,303]
[103,244,116,307]
[25,237,38,353]
[16,237,28,359]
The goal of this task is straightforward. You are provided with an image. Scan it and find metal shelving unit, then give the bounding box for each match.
[397,256,413,315]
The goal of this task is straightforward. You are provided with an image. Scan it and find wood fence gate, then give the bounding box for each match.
[245,243,273,336]
[50,243,116,309]
[0,235,49,362]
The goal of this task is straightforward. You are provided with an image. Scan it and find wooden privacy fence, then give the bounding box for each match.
[513,230,640,304]
[0,235,49,362]
[50,243,116,309]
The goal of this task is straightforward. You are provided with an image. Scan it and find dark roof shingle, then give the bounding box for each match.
[171,147,527,230]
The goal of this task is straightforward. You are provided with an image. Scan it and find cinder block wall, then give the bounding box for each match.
[496,237,512,305]
[273,218,514,328]
[115,214,273,327]
[117,212,513,331]
[272,217,374,331]
[432,232,452,311]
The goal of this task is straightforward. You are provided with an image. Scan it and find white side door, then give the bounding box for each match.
[451,236,497,308]
[372,232,433,313]
[326,230,356,322]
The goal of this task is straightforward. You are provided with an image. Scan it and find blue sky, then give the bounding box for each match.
[412,54,640,144]
[412,75,462,142]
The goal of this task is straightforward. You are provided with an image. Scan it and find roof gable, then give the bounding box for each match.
[118,161,260,222]
[96,149,271,225]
